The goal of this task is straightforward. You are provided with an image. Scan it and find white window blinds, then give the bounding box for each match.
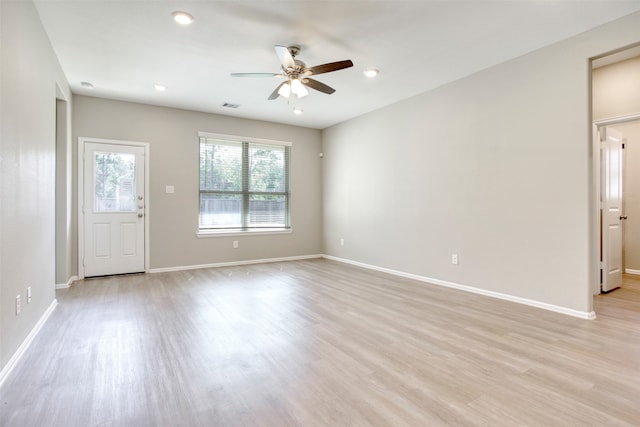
[199,135,290,230]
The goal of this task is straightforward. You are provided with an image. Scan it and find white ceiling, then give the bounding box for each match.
[34,0,640,129]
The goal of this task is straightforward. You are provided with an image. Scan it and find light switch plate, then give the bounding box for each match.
[165,185,175,194]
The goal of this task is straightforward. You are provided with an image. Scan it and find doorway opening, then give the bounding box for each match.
[591,45,640,303]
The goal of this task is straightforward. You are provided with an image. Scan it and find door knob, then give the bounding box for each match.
[138,213,143,218]
[620,215,628,220]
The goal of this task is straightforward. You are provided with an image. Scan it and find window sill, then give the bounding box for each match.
[196,228,292,238]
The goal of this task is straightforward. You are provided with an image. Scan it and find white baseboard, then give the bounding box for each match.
[0,299,58,389]
[56,275,78,289]
[149,254,323,273]
[70,253,597,320]
[625,268,640,275]
[322,255,596,320]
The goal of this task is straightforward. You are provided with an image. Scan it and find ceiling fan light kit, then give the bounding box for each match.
[231,45,353,101]
[277,82,291,98]
[276,79,310,99]
[290,78,308,98]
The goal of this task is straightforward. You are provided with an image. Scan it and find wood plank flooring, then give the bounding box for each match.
[1,259,639,426]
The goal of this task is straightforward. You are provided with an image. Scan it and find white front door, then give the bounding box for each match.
[83,141,146,277]
[602,127,624,292]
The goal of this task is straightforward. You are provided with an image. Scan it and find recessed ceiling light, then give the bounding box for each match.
[293,108,303,115]
[172,11,194,25]
[363,68,379,78]
[154,84,167,92]
[80,81,94,89]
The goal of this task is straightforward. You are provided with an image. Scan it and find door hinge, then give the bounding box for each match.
[622,143,625,149]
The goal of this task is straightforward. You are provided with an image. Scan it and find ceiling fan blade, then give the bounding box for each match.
[231,72,282,77]
[274,45,295,70]
[302,78,336,95]
[268,81,288,100]
[303,60,353,76]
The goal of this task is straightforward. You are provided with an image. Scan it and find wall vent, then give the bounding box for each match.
[222,102,240,109]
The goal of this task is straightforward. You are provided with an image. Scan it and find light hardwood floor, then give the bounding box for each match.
[1,259,639,426]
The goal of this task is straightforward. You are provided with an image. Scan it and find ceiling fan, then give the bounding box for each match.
[231,45,353,100]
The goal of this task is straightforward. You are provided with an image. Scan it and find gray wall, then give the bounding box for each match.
[322,12,640,315]
[72,96,323,270]
[1,1,71,372]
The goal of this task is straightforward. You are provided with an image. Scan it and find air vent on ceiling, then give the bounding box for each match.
[222,102,240,109]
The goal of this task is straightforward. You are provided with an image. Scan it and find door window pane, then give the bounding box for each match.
[94,152,136,212]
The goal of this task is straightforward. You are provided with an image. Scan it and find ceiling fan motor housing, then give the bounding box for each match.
[287,60,306,75]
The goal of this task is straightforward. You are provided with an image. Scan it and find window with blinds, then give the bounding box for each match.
[199,134,290,231]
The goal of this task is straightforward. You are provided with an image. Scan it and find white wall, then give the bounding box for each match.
[1,1,71,372]
[72,96,323,270]
[322,12,640,315]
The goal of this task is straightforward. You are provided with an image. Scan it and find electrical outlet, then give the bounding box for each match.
[27,286,32,303]
[451,254,459,265]
[165,185,175,194]
[16,295,21,315]
[233,240,239,249]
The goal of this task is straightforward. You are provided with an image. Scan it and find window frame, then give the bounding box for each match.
[197,131,292,237]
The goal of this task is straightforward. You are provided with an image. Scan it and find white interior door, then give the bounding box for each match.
[602,127,623,292]
[83,142,145,277]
